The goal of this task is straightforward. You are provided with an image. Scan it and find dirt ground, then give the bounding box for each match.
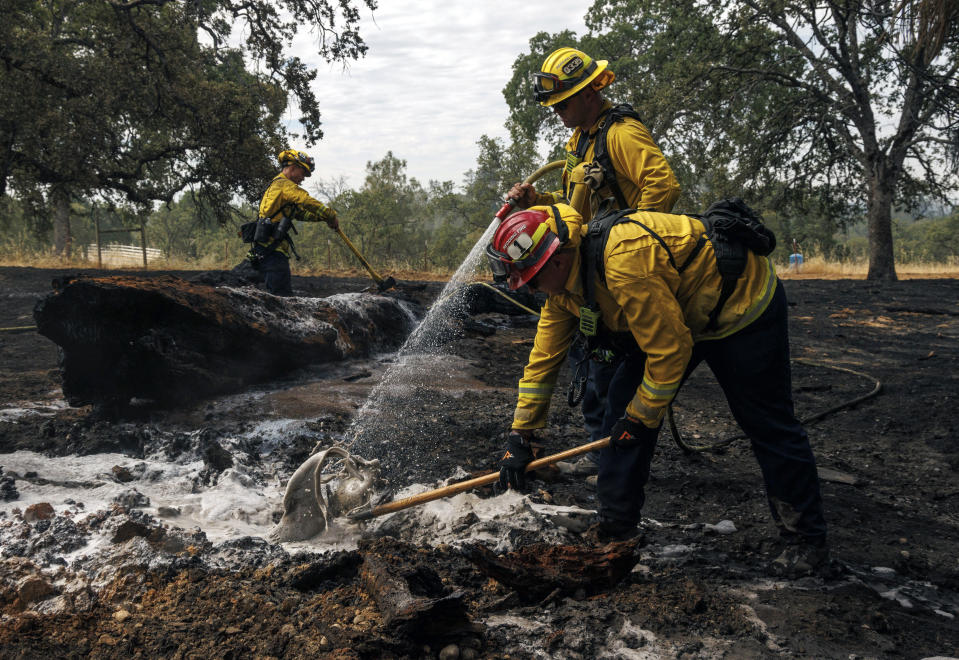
[1,265,958,659]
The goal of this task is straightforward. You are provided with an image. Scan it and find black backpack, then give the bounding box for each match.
[580,198,776,334]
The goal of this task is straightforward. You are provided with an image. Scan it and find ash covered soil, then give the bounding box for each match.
[1,265,958,659]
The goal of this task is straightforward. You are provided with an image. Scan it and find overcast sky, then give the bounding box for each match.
[286,1,589,191]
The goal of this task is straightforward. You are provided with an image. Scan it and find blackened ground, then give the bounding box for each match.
[1,266,958,659]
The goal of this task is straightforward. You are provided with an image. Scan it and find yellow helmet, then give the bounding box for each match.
[532,47,616,107]
[278,149,315,177]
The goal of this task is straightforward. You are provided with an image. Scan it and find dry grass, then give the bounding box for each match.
[0,255,458,283]
[2,255,957,281]
[778,256,959,280]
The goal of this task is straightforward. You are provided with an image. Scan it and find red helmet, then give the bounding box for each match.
[486,209,564,290]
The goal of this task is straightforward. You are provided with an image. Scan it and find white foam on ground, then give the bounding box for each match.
[0,397,70,422]
[0,445,580,553]
[0,450,285,543]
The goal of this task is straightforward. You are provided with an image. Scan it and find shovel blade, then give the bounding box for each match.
[269,452,329,543]
[269,446,381,543]
[377,276,398,291]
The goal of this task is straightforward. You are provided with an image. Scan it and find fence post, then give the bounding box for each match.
[140,224,148,269]
[94,212,102,269]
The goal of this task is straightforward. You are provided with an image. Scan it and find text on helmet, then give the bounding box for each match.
[562,56,584,76]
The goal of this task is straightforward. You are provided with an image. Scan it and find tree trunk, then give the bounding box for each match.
[865,171,898,281]
[51,187,72,259]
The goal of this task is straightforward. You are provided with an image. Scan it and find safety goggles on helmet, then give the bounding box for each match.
[532,59,597,103]
[486,223,555,268]
[291,152,315,176]
[279,149,315,176]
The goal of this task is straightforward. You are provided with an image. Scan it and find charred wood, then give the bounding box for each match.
[462,539,644,602]
[359,550,478,644]
[33,275,416,409]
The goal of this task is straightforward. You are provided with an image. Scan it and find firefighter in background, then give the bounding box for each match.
[488,204,829,576]
[504,47,681,476]
[249,149,339,296]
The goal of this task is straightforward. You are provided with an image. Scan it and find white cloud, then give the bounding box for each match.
[285,1,588,190]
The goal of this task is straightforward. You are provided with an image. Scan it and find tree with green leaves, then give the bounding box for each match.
[326,152,430,266]
[505,0,958,280]
[0,0,376,256]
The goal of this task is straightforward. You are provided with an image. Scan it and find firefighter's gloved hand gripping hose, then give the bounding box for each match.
[487,160,565,285]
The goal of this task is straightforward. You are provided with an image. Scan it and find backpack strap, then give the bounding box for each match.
[581,206,635,313]
[706,274,739,331]
[586,208,683,288]
[547,204,569,243]
[593,104,642,210]
[570,104,644,210]
[579,206,709,341]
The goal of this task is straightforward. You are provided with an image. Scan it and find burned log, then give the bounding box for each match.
[462,539,644,602]
[359,540,478,645]
[33,275,416,409]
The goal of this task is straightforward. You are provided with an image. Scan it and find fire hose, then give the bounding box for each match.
[668,359,882,453]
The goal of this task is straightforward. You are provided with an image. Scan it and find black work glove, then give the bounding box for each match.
[610,416,659,448]
[499,431,535,491]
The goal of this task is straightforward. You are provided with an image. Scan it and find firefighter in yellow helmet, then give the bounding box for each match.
[504,46,683,476]
[507,47,681,218]
[488,202,828,576]
[248,149,339,296]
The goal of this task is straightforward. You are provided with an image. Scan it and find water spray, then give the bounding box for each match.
[271,161,564,542]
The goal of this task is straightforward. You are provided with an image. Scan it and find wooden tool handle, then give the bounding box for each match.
[336,228,384,283]
[367,436,610,518]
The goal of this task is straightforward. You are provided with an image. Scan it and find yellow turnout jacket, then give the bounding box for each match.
[257,174,333,257]
[536,100,681,218]
[513,207,778,432]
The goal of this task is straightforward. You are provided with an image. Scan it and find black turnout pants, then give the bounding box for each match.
[256,249,293,297]
[596,280,827,544]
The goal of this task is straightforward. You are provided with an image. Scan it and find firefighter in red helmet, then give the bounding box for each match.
[488,202,829,577]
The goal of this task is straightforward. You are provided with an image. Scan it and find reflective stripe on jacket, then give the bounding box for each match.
[535,101,681,219]
[513,209,777,431]
[257,174,331,256]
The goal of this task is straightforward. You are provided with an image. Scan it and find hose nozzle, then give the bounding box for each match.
[495,198,518,220]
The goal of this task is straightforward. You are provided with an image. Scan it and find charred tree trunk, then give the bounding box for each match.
[33,275,416,410]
